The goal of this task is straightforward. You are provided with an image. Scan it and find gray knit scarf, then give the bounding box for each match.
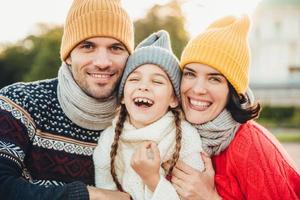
[193,89,255,156]
[57,63,117,130]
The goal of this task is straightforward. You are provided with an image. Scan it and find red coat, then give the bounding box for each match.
[213,121,300,200]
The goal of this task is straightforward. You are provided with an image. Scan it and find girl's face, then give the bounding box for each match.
[181,63,229,124]
[123,64,178,128]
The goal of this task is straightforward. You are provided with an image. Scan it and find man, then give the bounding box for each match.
[0,0,133,199]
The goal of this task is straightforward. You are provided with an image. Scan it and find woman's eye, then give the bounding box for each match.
[183,71,195,78]
[209,77,221,83]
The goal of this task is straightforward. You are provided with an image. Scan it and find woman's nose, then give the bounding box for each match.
[192,79,208,94]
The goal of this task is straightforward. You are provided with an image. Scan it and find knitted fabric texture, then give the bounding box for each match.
[57,63,117,130]
[213,121,300,199]
[180,15,251,94]
[192,89,255,156]
[94,111,204,199]
[193,109,240,156]
[0,79,103,198]
[118,30,181,100]
[60,0,134,60]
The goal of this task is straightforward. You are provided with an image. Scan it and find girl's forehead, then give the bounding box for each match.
[131,64,168,76]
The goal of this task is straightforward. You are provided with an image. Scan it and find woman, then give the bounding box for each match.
[169,15,300,200]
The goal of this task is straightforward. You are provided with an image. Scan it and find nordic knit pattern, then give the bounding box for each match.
[0,78,103,200]
[213,121,300,200]
[93,111,204,200]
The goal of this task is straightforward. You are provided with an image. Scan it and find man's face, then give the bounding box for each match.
[66,37,129,100]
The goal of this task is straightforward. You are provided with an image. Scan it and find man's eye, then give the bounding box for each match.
[81,44,93,49]
[111,45,125,52]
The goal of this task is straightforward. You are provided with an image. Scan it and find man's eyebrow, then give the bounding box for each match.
[111,42,126,48]
[80,40,93,45]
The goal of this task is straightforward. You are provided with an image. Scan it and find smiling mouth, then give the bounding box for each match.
[133,97,154,108]
[189,98,211,109]
[89,73,113,79]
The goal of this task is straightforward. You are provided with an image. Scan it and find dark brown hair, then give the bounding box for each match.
[110,104,182,191]
[226,83,261,123]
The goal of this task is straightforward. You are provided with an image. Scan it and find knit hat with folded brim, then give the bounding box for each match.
[180,15,251,95]
[118,30,181,100]
[60,0,134,61]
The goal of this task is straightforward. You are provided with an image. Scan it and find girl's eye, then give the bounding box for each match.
[127,77,139,82]
[152,80,163,84]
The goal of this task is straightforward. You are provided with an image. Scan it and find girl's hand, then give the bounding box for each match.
[131,141,161,191]
[163,153,221,200]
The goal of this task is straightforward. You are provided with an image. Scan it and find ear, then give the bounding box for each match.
[169,95,179,108]
[65,56,72,65]
[121,97,125,104]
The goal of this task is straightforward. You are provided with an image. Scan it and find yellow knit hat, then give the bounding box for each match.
[60,0,134,61]
[180,15,251,94]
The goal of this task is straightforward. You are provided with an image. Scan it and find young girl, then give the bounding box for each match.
[93,30,204,200]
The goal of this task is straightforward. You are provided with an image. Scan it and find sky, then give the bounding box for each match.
[0,0,261,44]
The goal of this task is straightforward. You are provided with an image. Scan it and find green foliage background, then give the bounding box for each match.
[0,0,188,88]
[0,0,298,132]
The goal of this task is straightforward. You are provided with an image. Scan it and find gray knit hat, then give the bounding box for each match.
[118,30,181,100]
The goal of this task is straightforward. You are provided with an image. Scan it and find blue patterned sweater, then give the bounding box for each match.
[0,78,103,200]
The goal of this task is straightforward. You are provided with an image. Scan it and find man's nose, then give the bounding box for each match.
[93,49,113,69]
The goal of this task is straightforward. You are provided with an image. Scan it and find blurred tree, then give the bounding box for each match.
[1,0,189,87]
[134,0,189,58]
[23,24,63,81]
[0,24,63,88]
[0,43,34,88]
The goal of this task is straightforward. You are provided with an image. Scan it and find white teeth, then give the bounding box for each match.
[190,99,210,107]
[134,97,154,105]
[91,74,110,78]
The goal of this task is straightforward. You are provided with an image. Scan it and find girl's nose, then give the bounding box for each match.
[138,81,149,91]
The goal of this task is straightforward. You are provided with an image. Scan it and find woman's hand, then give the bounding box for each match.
[131,141,161,191]
[163,153,221,200]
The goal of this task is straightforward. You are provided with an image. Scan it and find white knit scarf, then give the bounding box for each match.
[117,111,177,164]
[57,63,117,130]
[114,112,176,199]
[192,89,255,156]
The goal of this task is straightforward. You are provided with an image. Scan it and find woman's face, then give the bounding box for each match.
[181,63,229,124]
